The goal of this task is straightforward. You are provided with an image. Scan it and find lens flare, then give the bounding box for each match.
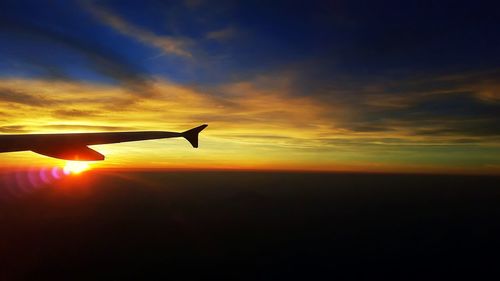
[64,161,90,175]
[0,165,80,201]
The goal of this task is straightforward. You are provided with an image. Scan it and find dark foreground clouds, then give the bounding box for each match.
[1,171,500,279]
[346,90,500,140]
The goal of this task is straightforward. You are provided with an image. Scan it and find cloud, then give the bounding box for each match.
[0,76,334,142]
[41,124,137,132]
[0,125,28,134]
[52,109,101,119]
[2,72,500,145]
[85,2,193,58]
[184,0,203,9]
[0,88,58,106]
[206,27,236,41]
[338,96,500,142]
[0,18,153,97]
[0,75,499,172]
[0,79,131,107]
[0,124,136,134]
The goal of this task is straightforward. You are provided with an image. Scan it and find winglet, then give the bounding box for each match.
[182,124,208,148]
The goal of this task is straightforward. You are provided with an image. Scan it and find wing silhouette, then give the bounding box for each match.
[0,124,207,161]
[32,146,105,161]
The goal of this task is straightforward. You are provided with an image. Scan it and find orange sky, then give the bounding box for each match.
[1,77,499,175]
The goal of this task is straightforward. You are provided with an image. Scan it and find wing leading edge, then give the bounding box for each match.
[0,124,207,161]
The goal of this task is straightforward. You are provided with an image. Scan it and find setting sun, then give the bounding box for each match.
[64,161,90,175]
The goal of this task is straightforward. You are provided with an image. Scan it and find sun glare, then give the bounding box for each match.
[64,161,90,175]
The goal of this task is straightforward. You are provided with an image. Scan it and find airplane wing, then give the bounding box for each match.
[32,145,105,161]
[0,124,207,161]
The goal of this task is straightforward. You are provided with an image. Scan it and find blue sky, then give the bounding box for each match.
[2,0,496,83]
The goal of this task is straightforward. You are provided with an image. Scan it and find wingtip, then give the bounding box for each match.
[182,124,208,148]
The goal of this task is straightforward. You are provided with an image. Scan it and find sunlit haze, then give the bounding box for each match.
[64,161,91,175]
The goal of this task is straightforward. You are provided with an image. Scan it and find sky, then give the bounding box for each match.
[0,0,499,174]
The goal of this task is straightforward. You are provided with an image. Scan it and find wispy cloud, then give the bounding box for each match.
[0,124,135,134]
[184,0,203,9]
[0,88,57,106]
[0,18,153,97]
[85,2,193,58]
[41,124,137,132]
[0,125,27,133]
[52,109,102,119]
[206,27,236,41]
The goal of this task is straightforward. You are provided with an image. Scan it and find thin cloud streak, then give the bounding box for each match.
[85,2,193,59]
[206,27,236,41]
[0,18,153,97]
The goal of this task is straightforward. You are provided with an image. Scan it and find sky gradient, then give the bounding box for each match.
[1,0,499,174]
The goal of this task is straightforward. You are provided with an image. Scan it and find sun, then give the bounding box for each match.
[63,161,90,175]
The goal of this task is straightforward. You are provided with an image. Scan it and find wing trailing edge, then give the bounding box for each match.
[31,146,105,161]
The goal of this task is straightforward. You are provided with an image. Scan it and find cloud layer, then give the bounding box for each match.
[1,73,499,173]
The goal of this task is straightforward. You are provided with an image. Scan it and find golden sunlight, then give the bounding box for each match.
[64,161,90,175]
